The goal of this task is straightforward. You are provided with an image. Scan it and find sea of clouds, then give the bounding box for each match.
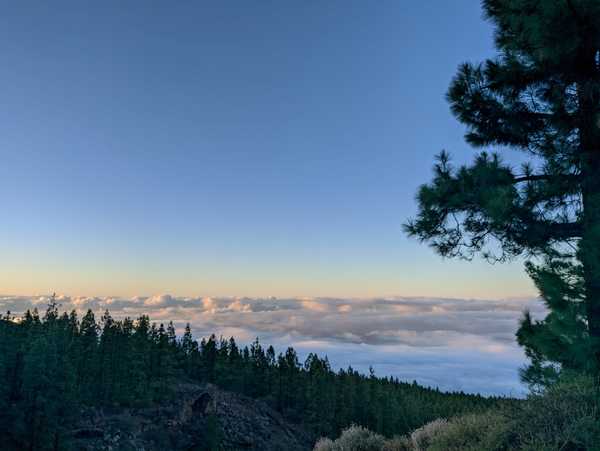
[0,294,546,397]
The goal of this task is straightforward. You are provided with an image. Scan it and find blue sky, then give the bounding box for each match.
[0,1,535,299]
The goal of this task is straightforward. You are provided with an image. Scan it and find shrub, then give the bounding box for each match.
[511,373,600,451]
[381,435,413,451]
[314,374,600,451]
[426,412,511,451]
[313,425,386,451]
[409,419,448,451]
[313,437,335,451]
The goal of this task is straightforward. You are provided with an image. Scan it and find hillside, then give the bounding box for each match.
[69,383,312,451]
[0,303,508,450]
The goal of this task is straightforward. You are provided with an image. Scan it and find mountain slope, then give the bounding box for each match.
[70,383,314,451]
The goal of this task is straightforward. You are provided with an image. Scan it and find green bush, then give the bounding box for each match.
[381,436,413,451]
[511,373,600,451]
[409,419,448,450]
[426,412,511,451]
[427,373,600,451]
[314,373,600,451]
[313,437,335,451]
[313,425,386,451]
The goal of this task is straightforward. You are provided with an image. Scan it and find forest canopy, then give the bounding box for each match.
[0,300,506,451]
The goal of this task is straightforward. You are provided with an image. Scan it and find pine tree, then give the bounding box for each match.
[98,310,118,403]
[0,313,19,449]
[131,315,153,405]
[201,335,218,383]
[249,338,268,397]
[405,0,600,382]
[77,309,98,402]
[180,323,200,378]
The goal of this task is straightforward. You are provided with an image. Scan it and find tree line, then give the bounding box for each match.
[0,298,505,450]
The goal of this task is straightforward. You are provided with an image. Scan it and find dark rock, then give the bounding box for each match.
[69,383,313,451]
[192,392,213,414]
[72,429,104,439]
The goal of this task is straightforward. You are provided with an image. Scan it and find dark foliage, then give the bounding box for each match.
[405,0,600,384]
[0,301,505,450]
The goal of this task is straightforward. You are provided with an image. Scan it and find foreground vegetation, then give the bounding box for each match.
[0,301,504,450]
[315,373,600,450]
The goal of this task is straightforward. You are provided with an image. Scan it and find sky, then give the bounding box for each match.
[0,0,536,299]
[0,1,544,395]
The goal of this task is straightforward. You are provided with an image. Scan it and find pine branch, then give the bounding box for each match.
[540,221,583,240]
[513,174,580,184]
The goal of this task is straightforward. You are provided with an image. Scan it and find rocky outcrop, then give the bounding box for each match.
[69,383,313,451]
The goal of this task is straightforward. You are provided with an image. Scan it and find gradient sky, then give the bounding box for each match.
[0,1,536,299]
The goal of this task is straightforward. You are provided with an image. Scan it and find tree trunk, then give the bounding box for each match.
[581,153,600,372]
[577,39,600,373]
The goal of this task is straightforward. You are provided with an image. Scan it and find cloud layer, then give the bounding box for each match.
[0,294,546,396]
